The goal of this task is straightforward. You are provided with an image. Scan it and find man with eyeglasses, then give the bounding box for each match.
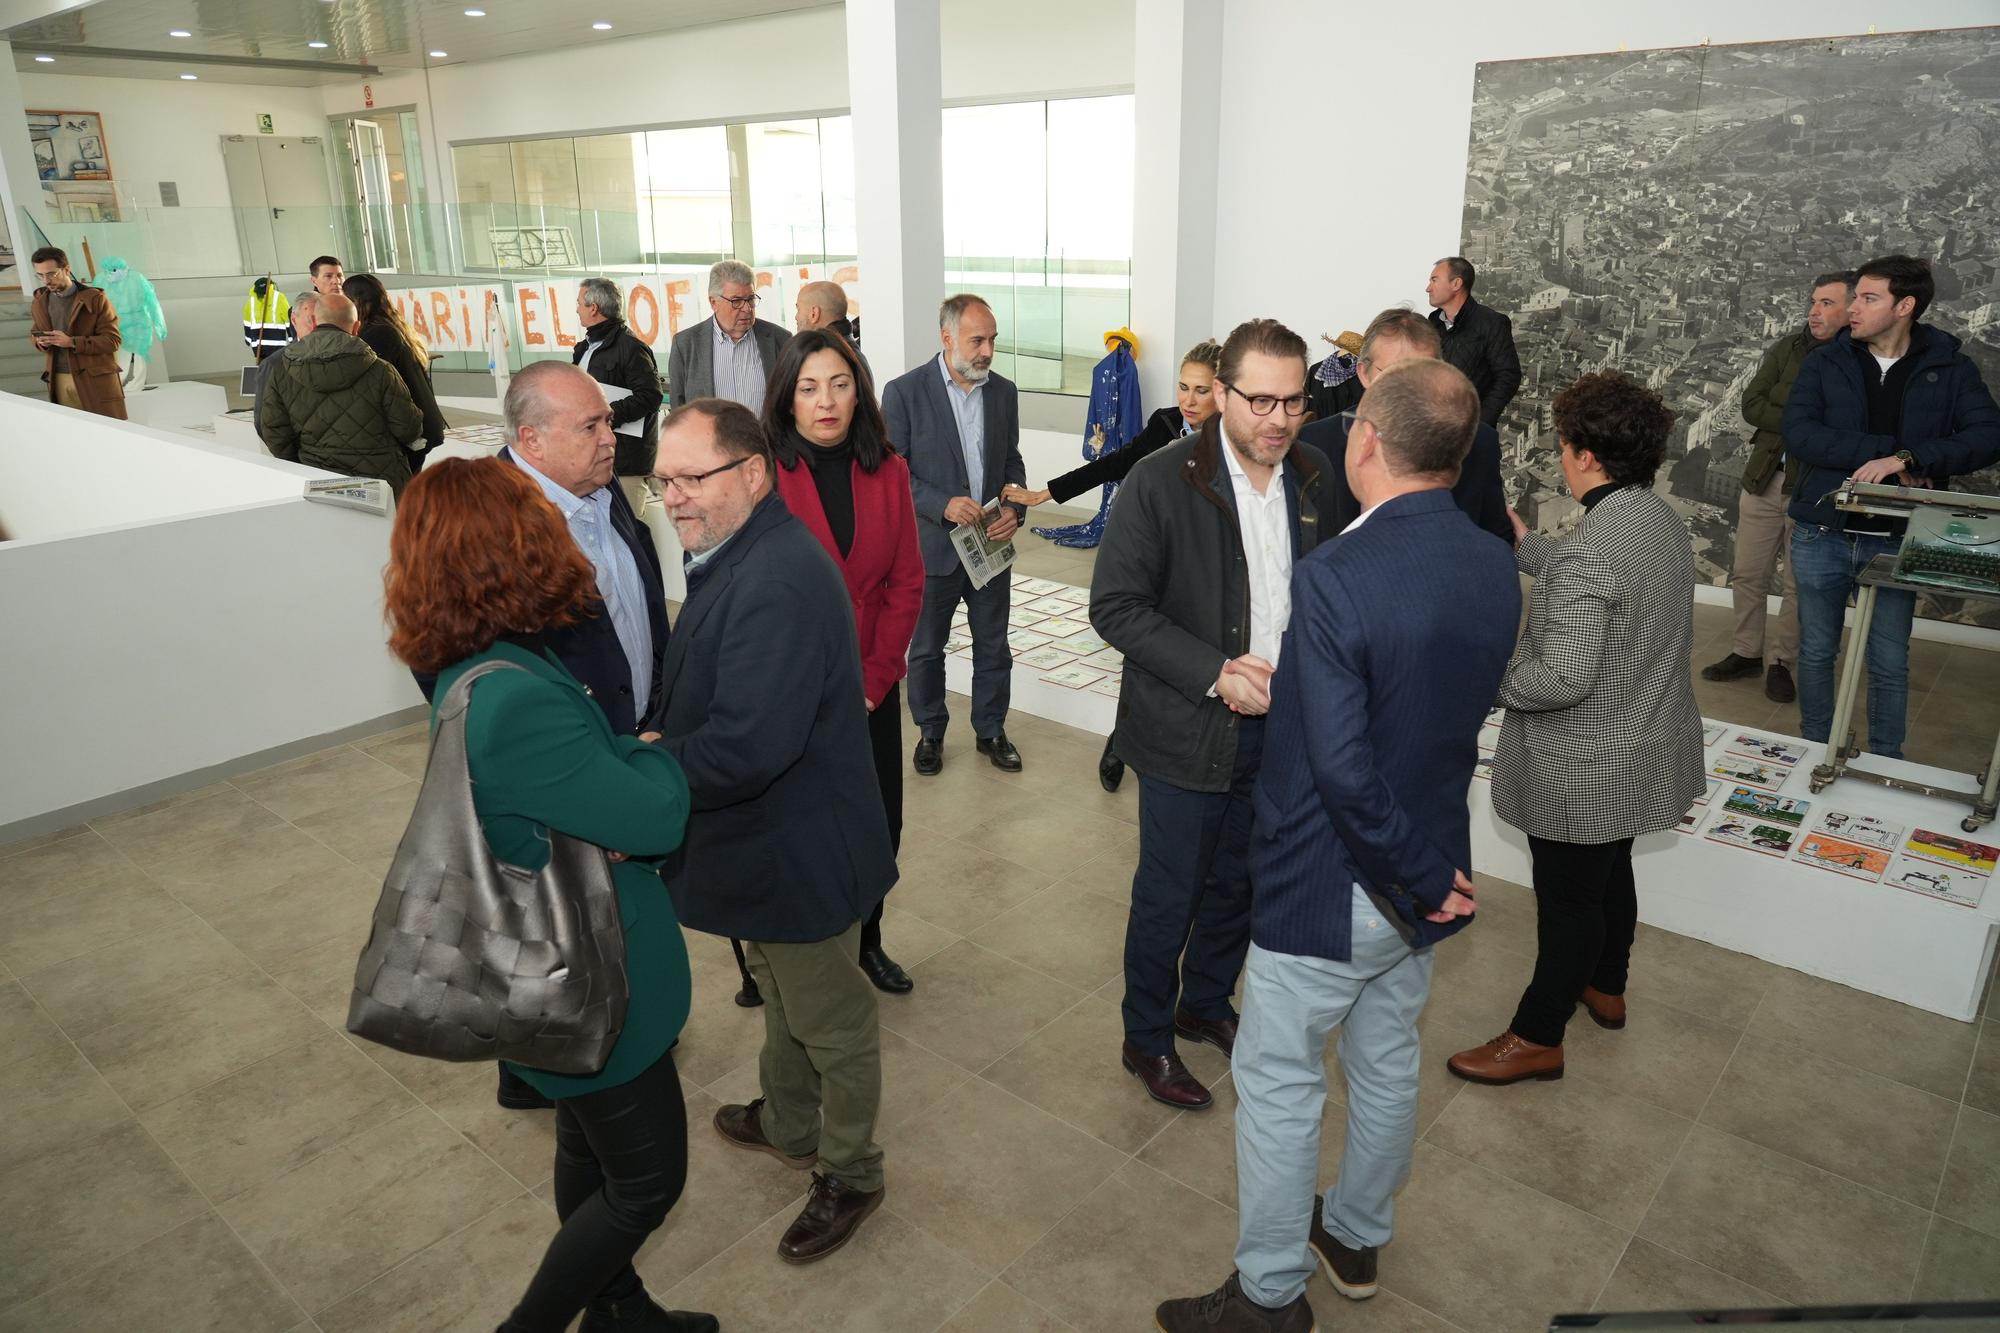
[1089,318,1332,1113]
[666,259,790,413]
[650,398,897,1266]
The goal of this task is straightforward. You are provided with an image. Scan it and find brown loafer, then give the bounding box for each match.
[1446,1031,1564,1085]
[1122,1041,1213,1109]
[1173,1008,1239,1058]
[1579,986,1626,1030]
[777,1172,884,1264]
[713,1098,816,1169]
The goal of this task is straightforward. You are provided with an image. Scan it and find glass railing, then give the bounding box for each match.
[16,202,1130,396]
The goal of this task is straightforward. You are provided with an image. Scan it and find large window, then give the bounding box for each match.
[445,94,1133,393]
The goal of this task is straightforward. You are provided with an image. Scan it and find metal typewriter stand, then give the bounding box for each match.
[1807,482,2000,832]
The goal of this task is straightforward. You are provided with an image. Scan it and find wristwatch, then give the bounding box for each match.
[1894,449,1917,471]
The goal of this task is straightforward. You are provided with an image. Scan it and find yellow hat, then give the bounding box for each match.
[1103,327,1140,358]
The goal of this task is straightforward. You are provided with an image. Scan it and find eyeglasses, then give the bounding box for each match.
[654,454,751,497]
[717,294,760,310]
[1220,382,1310,417]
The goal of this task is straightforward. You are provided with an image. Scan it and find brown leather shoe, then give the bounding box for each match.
[777,1172,884,1264]
[1155,1273,1314,1332]
[1447,1031,1564,1085]
[713,1099,816,1169]
[1123,1041,1213,1109]
[1173,1008,1239,1058]
[1579,986,1626,1030]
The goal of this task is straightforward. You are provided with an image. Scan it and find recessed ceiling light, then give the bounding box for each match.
[429,49,448,58]
[33,54,54,61]
[592,21,612,29]
[180,72,198,79]
[168,28,191,37]
[307,40,328,48]
[464,8,485,15]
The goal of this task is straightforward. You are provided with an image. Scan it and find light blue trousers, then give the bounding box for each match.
[1233,885,1435,1308]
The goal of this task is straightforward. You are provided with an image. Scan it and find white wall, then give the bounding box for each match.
[1210,0,2000,339]
[0,397,417,832]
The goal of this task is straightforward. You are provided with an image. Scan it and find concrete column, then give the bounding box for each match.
[1128,0,1223,414]
[844,0,944,381]
[0,40,54,265]
[724,122,755,262]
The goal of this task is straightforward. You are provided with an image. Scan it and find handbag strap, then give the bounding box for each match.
[400,658,534,881]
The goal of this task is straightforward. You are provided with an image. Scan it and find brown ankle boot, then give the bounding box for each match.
[1579,986,1626,1030]
[1447,1031,1564,1085]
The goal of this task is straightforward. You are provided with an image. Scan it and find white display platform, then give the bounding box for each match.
[125,380,227,432]
[211,409,260,451]
[942,573,1118,735]
[1470,730,1999,1022]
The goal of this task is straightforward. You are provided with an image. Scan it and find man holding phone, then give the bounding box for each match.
[30,246,127,420]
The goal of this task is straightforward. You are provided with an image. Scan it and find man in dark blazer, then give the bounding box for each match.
[415,361,669,1114]
[573,276,664,514]
[882,293,1028,774]
[1426,256,1522,428]
[1299,308,1513,545]
[665,260,789,411]
[1158,360,1519,1333]
[1091,318,1331,1114]
[650,398,896,1266]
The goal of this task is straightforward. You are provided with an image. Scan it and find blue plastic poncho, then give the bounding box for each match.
[99,256,168,358]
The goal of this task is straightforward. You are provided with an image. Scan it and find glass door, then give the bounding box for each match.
[350,118,398,272]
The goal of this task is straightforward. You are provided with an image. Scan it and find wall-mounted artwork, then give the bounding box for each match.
[27,109,113,181]
[1461,27,2000,627]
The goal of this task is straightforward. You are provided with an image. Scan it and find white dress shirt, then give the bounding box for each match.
[1343,501,1384,535]
[1221,425,1294,667]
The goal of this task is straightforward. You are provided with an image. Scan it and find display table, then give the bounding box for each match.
[1471,730,1999,1022]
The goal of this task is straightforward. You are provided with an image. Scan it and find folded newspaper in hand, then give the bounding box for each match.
[951,498,1016,589]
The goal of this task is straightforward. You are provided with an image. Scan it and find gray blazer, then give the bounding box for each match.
[881,356,1026,575]
[1490,485,1705,843]
[666,314,790,406]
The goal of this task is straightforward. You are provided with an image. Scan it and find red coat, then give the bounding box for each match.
[775,452,925,708]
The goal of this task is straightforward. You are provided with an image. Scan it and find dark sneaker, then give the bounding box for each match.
[1700,652,1763,682]
[1765,663,1796,703]
[1308,1209,1378,1300]
[1155,1273,1315,1332]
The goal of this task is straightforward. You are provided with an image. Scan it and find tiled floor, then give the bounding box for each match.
[4,522,2000,1332]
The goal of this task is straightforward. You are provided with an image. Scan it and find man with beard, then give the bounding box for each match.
[883,294,1028,775]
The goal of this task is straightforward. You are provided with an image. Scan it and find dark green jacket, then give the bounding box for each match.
[259,327,426,495]
[434,640,691,1099]
[1740,326,1826,494]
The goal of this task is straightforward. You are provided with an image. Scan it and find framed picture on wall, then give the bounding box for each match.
[26,109,113,182]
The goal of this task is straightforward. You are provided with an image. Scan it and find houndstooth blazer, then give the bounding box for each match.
[1490,485,1706,843]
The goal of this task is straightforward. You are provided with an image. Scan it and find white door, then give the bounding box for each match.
[221,135,338,277]
[349,119,398,272]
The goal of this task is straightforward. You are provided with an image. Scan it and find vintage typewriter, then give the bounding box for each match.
[1832,481,2000,594]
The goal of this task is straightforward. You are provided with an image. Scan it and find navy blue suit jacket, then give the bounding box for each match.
[1249,489,1520,960]
[413,449,669,736]
[656,493,896,943]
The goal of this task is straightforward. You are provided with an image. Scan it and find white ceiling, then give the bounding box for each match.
[7,0,838,85]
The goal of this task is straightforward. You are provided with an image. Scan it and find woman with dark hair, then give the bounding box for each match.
[1449,370,1704,1087]
[344,271,447,455]
[385,459,714,1333]
[763,327,926,995]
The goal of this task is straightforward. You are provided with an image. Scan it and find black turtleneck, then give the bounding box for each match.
[802,431,856,557]
[1580,481,1624,511]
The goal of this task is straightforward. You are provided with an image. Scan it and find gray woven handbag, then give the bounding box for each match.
[346,660,629,1076]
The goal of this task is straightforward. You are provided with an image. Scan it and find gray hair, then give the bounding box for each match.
[1359,308,1440,367]
[294,291,320,314]
[579,277,621,319]
[708,260,754,297]
[503,360,594,437]
[939,292,993,335]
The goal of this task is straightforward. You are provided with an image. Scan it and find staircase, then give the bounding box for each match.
[0,295,45,399]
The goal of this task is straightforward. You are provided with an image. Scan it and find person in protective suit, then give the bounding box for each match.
[99,256,168,390]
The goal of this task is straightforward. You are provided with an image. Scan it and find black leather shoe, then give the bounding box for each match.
[1098,735,1125,792]
[977,731,1023,772]
[579,1288,721,1332]
[778,1173,885,1264]
[496,1065,553,1111]
[913,736,943,776]
[1766,662,1796,703]
[859,946,914,994]
[1309,1209,1378,1300]
[1122,1041,1212,1109]
[1174,1008,1239,1058]
[1700,652,1763,682]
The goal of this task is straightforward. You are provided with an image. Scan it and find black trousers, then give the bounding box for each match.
[505,1050,689,1331]
[861,681,905,953]
[1509,834,1638,1048]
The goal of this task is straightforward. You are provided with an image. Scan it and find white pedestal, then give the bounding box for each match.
[1470,738,1999,1022]
[211,410,260,452]
[126,381,226,432]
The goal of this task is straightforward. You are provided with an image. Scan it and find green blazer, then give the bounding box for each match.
[432,639,691,1099]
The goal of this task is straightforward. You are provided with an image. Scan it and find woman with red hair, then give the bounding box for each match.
[385,458,714,1333]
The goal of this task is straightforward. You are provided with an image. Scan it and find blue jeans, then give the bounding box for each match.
[1232,888,1435,1310]
[1790,524,1914,759]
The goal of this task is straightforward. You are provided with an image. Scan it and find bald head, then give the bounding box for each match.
[315,292,358,332]
[795,280,848,331]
